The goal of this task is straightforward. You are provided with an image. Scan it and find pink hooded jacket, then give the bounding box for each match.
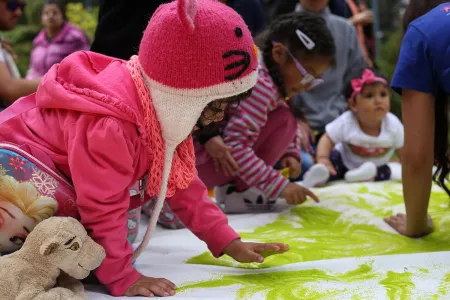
[0,51,239,295]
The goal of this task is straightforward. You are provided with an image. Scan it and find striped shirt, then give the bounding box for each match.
[223,62,302,199]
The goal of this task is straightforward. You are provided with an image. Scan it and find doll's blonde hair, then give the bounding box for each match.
[0,175,58,223]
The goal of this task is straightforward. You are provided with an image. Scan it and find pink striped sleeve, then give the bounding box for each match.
[283,125,302,161]
[223,76,289,199]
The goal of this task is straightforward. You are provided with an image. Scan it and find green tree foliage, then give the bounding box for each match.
[3,1,98,76]
[66,3,99,40]
[377,29,403,119]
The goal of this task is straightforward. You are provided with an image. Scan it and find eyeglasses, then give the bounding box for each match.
[272,41,324,88]
[207,100,239,114]
[7,0,25,12]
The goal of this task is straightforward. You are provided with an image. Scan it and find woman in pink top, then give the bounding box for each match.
[0,0,289,297]
[26,0,90,79]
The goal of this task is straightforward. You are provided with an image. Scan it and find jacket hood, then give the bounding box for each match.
[36,51,148,144]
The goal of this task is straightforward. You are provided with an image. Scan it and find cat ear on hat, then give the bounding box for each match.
[178,0,198,34]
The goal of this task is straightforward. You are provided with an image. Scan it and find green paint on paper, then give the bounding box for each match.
[179,264,448,300]
[187,182,450,269]
[438,273,450,296]
[183,182,450,299]
[179,263,381,300]
[379,271,414,300]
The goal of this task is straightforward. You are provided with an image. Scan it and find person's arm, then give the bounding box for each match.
[166,176,291,262]
[166,177,240,257]
[0,62,40,104]
[283,126,302,162]
[315,113,346,174]
[386,25,436,236]
[222,87,289,199]
[395,148,403,163]
[316,133,335,160]
[315,133,337,175]
[65,116,141,296]
[348,10,374,26]
[400,88,435,236]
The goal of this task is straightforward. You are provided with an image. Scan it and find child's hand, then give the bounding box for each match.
[351,10,374,25]
[280,156,302,179]
[317,157,336,176]
[205,136,239,177]
[223,239,290,263]
[125,275,177,297]
[280,182,320,205]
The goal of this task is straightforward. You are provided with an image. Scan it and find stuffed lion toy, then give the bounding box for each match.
[0,217,106,300]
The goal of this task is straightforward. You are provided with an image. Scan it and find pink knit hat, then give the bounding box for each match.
[133,0,258,258]
[139,0,258,146]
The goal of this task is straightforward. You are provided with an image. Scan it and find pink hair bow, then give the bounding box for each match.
[350,69,387,99]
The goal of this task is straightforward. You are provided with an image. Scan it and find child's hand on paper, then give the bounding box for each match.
[125,275,177,297]
[223,239,290,263]
[280,183,320,205]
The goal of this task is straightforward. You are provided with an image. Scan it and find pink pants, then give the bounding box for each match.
[195,106,297,190]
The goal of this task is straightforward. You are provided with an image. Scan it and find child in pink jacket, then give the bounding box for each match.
[0,0,289,297]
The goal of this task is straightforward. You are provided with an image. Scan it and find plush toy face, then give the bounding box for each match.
[38,218,106,279]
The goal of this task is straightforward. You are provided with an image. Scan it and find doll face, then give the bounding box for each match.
[0,201,35,253]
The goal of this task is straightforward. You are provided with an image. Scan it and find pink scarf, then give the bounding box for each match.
[127,56,197,198]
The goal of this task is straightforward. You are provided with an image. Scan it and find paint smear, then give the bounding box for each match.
[179,263,380,300]
[187,183,450,268]
[379,271,414,300]
[180,261,450,299]
[182,182,450,299]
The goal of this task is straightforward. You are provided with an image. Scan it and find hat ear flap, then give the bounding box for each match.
[178,0,198,34]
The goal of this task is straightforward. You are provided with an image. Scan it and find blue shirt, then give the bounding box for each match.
[391,2,450,96]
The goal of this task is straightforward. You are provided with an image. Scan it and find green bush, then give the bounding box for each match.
[2,2,99,77]
[377,29,403,119]
[24,0,45,26]
[66,3,99,41]
[3,25,41,76]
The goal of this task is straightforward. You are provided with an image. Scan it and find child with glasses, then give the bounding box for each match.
[302,68,404,187]
[190,12,336,213]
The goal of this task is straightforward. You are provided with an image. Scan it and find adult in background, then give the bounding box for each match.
[0,0,39,108]
[26,0,90,79]
[384,0,450,237]
[90,0,171,60]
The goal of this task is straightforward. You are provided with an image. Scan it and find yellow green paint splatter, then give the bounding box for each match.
[179,263,450,299]
[188,183,450,268]
[181,182,450,299]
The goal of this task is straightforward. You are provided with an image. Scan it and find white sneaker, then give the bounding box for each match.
[302,164,330,188]
[215,184,276,213]
[214,184,234,204]
[344,162,377,182]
